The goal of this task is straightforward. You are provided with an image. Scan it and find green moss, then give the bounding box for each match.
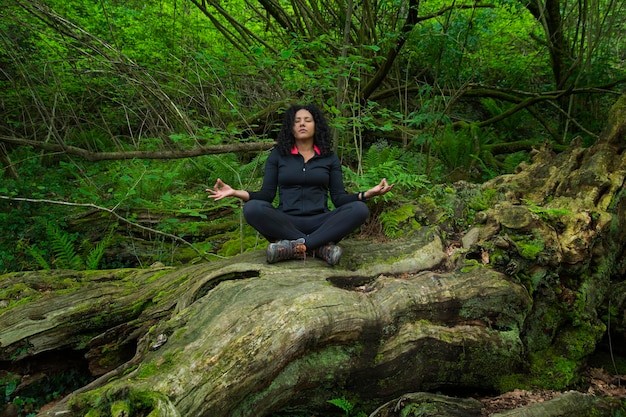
[70,385,169,417]
[458,342,522,387]
[128,390,161,412]
[219,235,262,257]
[556,325,604,360]
[510,319,603,392]
[495,373,530,392]
[495,350,581,392]
[133,352,178,380]
[467,188,498,212]
[508,231,546,260]
[143,268,176,284]
[0,283,41,311]
[0,269,139,314]
[529,351,580,389]
[110,400,131,417]
[517,239,544,259]
[376,323,524,395]
[460,259,484,273]
[488,249,506,265]
[459,290,526,331]
[68,386,108,414]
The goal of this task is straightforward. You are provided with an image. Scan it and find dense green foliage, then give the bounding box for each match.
[0,0,625,272]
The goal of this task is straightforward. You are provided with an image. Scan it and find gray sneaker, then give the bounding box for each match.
[266,238,307,263]
[314,244,342,265]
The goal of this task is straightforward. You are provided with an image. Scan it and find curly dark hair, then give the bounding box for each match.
[276,104,332,156]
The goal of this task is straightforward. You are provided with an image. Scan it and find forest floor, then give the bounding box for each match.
[479,367,626,416]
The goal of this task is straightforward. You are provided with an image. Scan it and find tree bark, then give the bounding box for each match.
[526,0,570,90]
[0,135,275,161]
[8,232,532,416]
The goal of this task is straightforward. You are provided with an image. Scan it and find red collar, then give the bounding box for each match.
[291,145,321,155]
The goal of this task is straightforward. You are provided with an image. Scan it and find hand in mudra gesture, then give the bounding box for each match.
[366,178,395,198]
[206,178,235,201]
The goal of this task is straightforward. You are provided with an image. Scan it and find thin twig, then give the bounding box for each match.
[0,195,212,263]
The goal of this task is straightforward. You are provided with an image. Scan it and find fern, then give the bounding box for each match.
[345,144,430,201]
[363,142,403,167]
[17,240,50,270]
[379,204,417,237]
[204,151,267,191]
[83,226,116,270]
[239,151,268,189]
[436,124,476,175]
[47,223,84,270]
[19,223,116,271]
[328,397,354,416]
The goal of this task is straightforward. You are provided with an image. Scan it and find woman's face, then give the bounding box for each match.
[293,109,315,141]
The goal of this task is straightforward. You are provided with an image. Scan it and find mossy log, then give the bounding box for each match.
[1,95,625,416]
[2,231,530,416]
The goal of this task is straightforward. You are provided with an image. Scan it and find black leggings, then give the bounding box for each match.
[243,200,369,249]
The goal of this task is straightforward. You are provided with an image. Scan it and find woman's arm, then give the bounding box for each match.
[247,149,279,202]
[206,178,250,201]
[328,154,394,205]
[361,178,394,200]
[207,149,280,203]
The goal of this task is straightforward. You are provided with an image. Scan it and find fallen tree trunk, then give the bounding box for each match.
[3,231,533,416]
[1,95,625,416]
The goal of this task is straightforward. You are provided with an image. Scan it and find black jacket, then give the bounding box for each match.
[248,148,358,215]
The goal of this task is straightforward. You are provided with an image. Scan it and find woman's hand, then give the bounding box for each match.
[365,178,395,199]
[206,178,235,201]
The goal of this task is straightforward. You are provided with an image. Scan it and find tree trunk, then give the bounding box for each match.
[3,96,626,416]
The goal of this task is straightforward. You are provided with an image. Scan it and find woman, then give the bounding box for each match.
[207,104,394,265]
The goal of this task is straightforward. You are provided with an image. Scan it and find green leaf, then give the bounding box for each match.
[328,397,354,415]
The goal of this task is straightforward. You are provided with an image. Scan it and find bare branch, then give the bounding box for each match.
[0,195,212,262]
[0,136,275,161]
[361,3,493,100]
[188,0,278,54]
